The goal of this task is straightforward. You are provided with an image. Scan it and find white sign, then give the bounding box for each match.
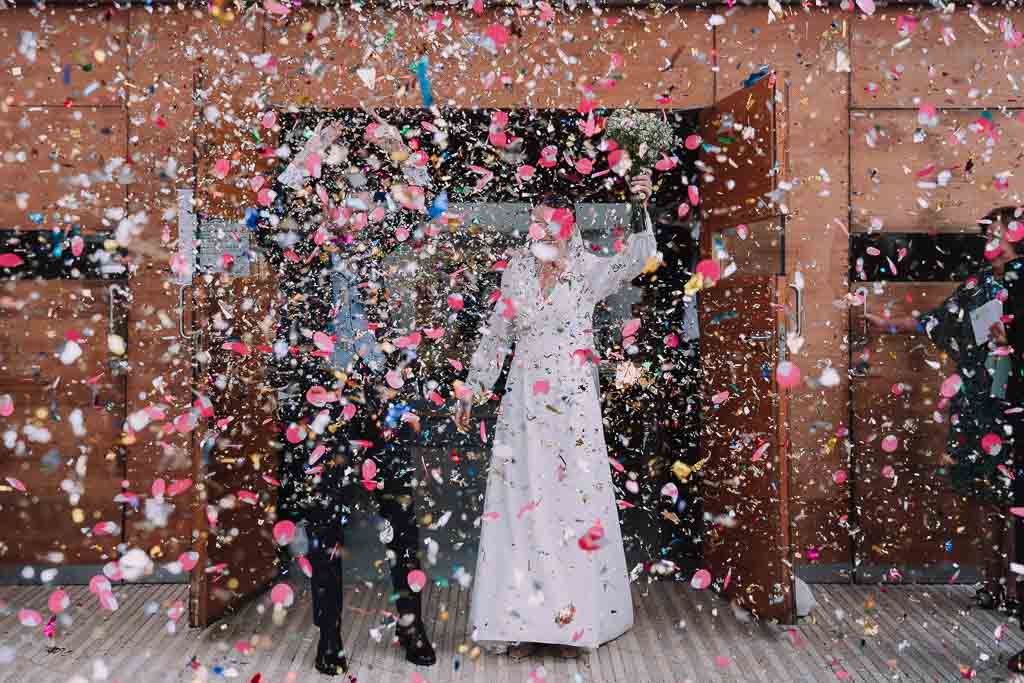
[175,189,196,285]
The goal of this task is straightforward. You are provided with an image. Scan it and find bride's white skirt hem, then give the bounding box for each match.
[471,619,634,651]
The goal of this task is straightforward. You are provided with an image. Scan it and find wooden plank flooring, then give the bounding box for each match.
[2,582,1024,682]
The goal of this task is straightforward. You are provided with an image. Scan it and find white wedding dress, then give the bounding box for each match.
[466,213,657,649]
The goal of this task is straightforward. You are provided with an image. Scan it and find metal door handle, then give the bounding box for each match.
[788,283,803,338]
[854,286,869,340]
[178,284,199,340]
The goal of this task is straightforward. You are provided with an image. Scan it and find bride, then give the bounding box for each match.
[455,173,657,658]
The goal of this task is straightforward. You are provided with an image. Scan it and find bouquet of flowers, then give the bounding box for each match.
[604,109,677,172]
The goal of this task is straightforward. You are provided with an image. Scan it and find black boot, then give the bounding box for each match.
[397,617,436,667]
[315,631,348,676]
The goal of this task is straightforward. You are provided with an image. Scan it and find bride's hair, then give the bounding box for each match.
[537,194,573,210]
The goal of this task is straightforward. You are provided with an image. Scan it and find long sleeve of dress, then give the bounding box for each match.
[465,263,517,395]
[589,205,658,301]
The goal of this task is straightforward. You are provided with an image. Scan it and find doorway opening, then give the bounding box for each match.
[189,72,796,626]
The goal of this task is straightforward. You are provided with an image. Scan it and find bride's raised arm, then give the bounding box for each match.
[465,260,518,396]
[588,204,659,301]
[278,118,345,191]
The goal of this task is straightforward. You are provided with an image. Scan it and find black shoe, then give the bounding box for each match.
[315,635,348,676]
[1010,648,1024,673]
[397,619,436,667]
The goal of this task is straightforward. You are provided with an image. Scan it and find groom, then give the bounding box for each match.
[258,115,437,675]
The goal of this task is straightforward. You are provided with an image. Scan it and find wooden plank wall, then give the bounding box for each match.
[4,3,1024,580]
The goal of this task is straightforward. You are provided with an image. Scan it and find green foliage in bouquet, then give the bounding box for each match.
[604,109,678,170]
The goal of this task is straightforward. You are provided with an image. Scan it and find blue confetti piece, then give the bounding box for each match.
[62,65,71,86]
[742,66,770,88]
[414,57,433,108]
[28,213,44,225]
[428,190,448,220]
[245,207,260,230]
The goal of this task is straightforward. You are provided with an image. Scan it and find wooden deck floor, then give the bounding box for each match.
[1,581,1023,682]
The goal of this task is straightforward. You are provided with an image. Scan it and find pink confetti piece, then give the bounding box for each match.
[285,424,305,444]
[881,465,896,479]
[71,236,84,257]
[237,490,258,505]
[98,591,118,612]
[684,134,701,150]
[313,331,334,352]
[263,0,290,15]
[532,380,550,395]
[47,591,69,614]
[711,390,730,406]
[306,385,332,407]
[212,158,231,179]
[167,479,192,497]
[362,459,377,482]
[880,435,899,453]
[982,433,1003,455]
[273,520,296,546]
[0,254,24,268]
[691,569,712,590]
[386,370,405,389]
[621,318,641,338]
[482,511,501,521]
[517,500,540,518]
[578,520,605,552]
[0,394,13,417]
[407,569,427,593]
[89,575,112,595]
[18,609,42,627]
[5,477,25,492]
[661,482,679,503]
[178,551,199,572]
[714,655,731,668]
[516,162,540,179]
[297,555,313,578]
[832,470,848,485]
[193,395,214,418]
[479,420,487,443]
[775,361,802,389]
[270,583,294,607]
[395,332,422,348]
[687,185,700,206]
[855,0,875,15]
[695,259,721,285]
[342,403,357,421]
[93,521,119,536]
[940,374,962,398]
[751,442,770,462]
[222,341,250,356]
